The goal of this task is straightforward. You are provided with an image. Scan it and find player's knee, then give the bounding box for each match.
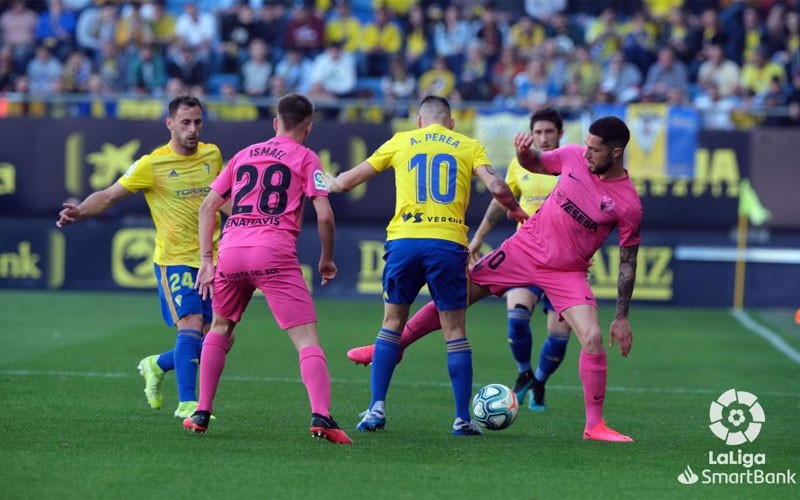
[177,313,204,332]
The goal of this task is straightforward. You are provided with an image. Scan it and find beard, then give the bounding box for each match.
[589,156,613,175]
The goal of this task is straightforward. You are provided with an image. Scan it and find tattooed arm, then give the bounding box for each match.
[514,132,550,175]
[475,165,528,224]
[609,244,639,357]
[467,199,509,265]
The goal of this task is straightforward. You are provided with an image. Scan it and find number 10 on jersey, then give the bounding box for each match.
[409,153,457,204]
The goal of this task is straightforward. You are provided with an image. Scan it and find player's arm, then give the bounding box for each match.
[324,161,380,193]
[475,164,528,224]
[196,190,226,300]
[311,195,337,285]
[514,132,549,175]
[467,199,508,265]
[609,244,639,358]
[56,181,132,227]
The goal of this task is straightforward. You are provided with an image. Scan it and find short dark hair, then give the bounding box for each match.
[168,95,203,117]
[277,93,314,130]
[530,107,563,131]
[589,116,630,149]
[419,95,451,114]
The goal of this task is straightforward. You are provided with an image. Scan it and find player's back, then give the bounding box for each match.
[214,136,328,249]
[368,123,490,246]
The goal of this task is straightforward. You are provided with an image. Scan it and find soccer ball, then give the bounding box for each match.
[471,383,519,431]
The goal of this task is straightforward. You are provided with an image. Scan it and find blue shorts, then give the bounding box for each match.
[382,239,468,311]
[519,286,556,314]
[154,264,212,327]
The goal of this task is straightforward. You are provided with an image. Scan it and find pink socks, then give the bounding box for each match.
[579,349,607,430]
[402,301,441,349]
[299,345,331,416]
[197,332,230,413]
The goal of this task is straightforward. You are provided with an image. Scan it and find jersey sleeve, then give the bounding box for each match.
[472,141,491,174]
[303,151,329,198]
[118,155,153,192]
[618,200,643,247]
[538,148,566,175]
[365,137,397,172]
[210,152,237,199]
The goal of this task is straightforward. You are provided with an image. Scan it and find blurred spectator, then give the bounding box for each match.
[545,12,581,54]
[26,45,63,95]
[63,0,92,12]
[307,42,356,99]
[585,7,621,61]
[36,0,78,61]
[786,11,800,76]
[643,0,684,22]
[241,39,272,96]
[621,10,657,76]
[524,0,566,22]
[174,2,216,59]
[85,72,112,97]
[473,5,503,69]
[417,56,456,99]
[0,46,17,93]
[514,57,558,110]
[167,43,209,90]
[756,76,788,126]
[491,45,524,98]
[567,45,602,100]
[273,48,311,92]
[657,7,696,68]
[361,7,402,77]
[761,3,787,58]
[142,0,177,47]
[457,43,490,101]
[127,43,167,94]
[402,5,432,77]
[599,50,642,104]
[786,72,800,126]
[553,73,588,111]
[60,49,92,93]
[739,7,762,66]
[642,46,689,102]
[740,46,786,96]
[381,56,416,101]
[218,3,260,74]
[374,0,415,17]
[508,16,545,57]
[1,0,39,72]
[116,2,154,55]
[433,6,471,77]
[76,3,118,60]
[94,40,127,92]
[325,0,361,53]
[284,3,324,57]
[257,1,288,60]
[697,42,739,98]
[268,73,288,97]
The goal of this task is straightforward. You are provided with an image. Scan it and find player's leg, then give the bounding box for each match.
[530,297,571,411]
[560,304,632,442]
[505,287,540,405]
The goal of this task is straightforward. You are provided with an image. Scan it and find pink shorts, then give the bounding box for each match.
[469,239,596,315]
[212,245,316,330]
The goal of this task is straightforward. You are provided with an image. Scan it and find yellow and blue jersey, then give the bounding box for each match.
[118,142,223,267]
[366,123,490,246]
[505,157,558,225]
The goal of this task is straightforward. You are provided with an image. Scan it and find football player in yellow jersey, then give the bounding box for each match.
[468,108,572,411]
[326,96,527,436]
[57,95,225,419]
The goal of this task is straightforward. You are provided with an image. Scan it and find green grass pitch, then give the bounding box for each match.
[1,290,798,499]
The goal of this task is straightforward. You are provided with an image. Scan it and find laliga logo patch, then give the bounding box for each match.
[314,170,327,191]
[709,389,765,445]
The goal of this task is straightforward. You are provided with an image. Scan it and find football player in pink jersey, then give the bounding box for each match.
[184,93,352,444]
[346,116,642,442]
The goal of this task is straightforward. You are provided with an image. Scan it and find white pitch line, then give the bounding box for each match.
[730,309,800,366]
[1,369,799,398]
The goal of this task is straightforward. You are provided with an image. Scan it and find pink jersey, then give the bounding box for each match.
[511,144,643,272]
[211,136,329,249]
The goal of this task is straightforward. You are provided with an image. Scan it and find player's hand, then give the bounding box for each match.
[195,261,215,301]
[506,206,529,224]
[319,259,337,285]
[56,203,81,228]
[467,239,483,268]
[323,173,342,193]
[514,132,534,153]
[609,317,633,357]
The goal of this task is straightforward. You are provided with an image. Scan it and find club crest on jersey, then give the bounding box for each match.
[600,195,615,212]
[554,188,566,205]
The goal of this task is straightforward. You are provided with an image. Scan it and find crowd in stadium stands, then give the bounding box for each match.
[1,0,800,127]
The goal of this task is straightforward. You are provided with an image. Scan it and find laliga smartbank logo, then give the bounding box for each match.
[676,389,796,486]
